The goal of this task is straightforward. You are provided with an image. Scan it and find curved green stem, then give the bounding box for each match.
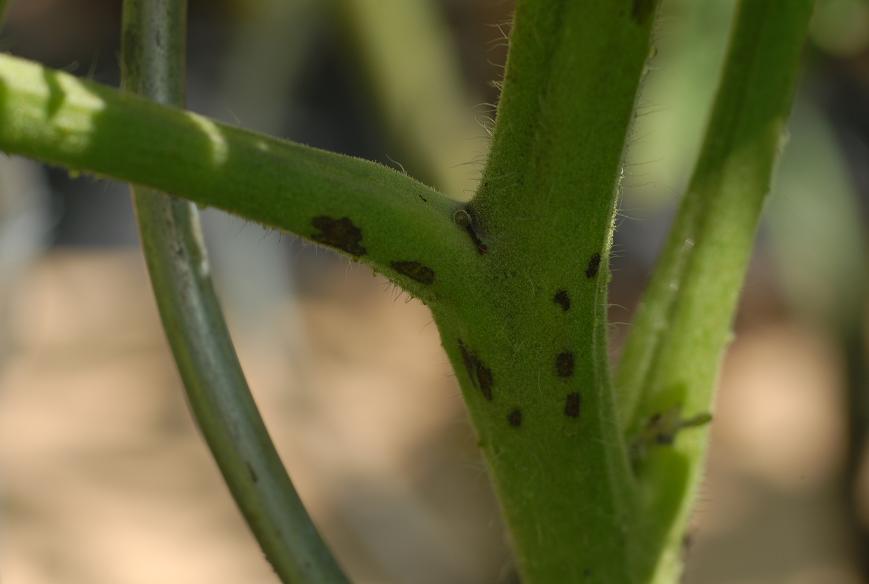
[120,2,347,582]
[614,0,814,580]
[0,53,478,304]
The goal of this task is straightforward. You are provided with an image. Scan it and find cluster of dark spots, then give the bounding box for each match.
[453,207,488,254]
[390,260,435,285]
[585,253,601,279]
[458,340,494,401]
[553,289,571,311]
[631,0,658,24]
[245,462,259,483]
[507,408,523,428]
[555,351,575,378]
[564,392,582,418]
[311,216,366,257]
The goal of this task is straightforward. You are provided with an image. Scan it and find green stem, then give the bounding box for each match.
[120,2,347,582]
[0,52,478,303]
[430,1,660,581]
[615,0,814,579]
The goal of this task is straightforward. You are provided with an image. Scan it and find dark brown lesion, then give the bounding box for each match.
[556,351,575,378]
[390,260,435,285]
[507,408,523,428]
[311,216,366,257]
[630,408,713,466]
[554,289,571,311]
[453,206,488,254]
[564,392,581,418]
[458,340,494,401]
[631,0,658,25]
[585,253,601,279]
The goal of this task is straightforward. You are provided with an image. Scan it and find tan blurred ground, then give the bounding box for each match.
[0,250,864,583]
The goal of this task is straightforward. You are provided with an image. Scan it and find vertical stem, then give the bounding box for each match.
[614,1,814,579]
[120,2,347,582]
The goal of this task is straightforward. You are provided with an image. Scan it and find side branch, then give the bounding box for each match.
[0,53,478,303]
[615,0,814,579]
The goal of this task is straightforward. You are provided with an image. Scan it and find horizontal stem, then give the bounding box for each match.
[0,53,479,304]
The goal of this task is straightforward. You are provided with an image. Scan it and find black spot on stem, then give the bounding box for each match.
[585,253,601,279]
[453,207,488,254]
[390,260,435,285]
[507,409,523,427]
[564,392,582,418]
[556,352,575,378]
[458,340,494,401]
[554,289,571,311]
[311,216,366,257]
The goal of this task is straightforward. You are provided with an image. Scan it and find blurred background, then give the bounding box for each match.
[0,0,867,582]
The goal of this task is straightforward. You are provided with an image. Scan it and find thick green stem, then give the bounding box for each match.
[120,2,347,582]
[0,53,479,304]
[432,1,660,581]
[615,1,814,580]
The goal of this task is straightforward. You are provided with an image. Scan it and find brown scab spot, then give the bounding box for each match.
[311,216,366,256]
[556,351,575,378]
[632,0,658,24]
[458,340,494,401]
[585,253,601,279]
[564,392,581,418]
[507,408,522,427]
[643,409,713,446]
[453,207,488,254]
[390,260,435,285]
[554,289,571,311]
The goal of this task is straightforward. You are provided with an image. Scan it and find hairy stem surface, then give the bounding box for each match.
[0,53,481,303]
[432,1,660,581]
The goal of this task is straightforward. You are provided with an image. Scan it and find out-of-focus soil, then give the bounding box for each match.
[0,251,862,583]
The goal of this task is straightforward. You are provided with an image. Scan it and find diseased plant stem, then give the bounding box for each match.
[615,1,814,580]
[120,2,347,582]
[0,0,818,579]
[0,53,480,303]
[429,1,660,581]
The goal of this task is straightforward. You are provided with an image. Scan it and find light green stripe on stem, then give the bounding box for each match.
[0,53,478,303]
[614,0,814,580]
[120,1,348,582]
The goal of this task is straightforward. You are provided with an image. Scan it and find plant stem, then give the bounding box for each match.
[614,0,814,579]
[430,1,660,581]
[120,2,347,582]
[0,53,479,303]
